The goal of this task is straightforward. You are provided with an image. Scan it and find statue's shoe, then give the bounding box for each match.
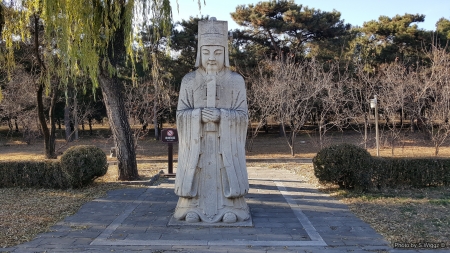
[185,212,200,223]
[222,212,237,223]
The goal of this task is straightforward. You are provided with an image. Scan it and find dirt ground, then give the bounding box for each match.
[1,124,450,160]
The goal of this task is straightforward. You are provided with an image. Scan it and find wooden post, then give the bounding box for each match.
[168,143,173,174]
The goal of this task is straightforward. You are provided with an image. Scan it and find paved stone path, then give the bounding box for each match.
[2,166,444,253]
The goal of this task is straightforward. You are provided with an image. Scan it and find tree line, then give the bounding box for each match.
[1,0,450,180]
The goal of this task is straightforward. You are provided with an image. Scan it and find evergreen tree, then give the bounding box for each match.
[171,16,208,86]
[351,14,432,70]
[436,17,450,40]
[231,0,350,57]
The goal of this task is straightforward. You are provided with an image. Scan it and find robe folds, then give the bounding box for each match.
[174,68,250,222]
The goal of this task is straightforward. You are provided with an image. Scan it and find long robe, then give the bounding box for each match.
[174,67,250,223]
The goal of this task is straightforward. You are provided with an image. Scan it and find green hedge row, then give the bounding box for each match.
[313,143,450,190]
[0,160,69,188]
[372,157,450,188]
[0,145,108,189]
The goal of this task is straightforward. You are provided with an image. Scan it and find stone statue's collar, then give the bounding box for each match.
[197,67,229,77]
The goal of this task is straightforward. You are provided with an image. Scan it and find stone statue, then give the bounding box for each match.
[173,18,250,224]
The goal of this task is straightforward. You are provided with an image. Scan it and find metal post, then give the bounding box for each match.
[370,95,380,157]
[374,95,380,156]
[168,143,173,174]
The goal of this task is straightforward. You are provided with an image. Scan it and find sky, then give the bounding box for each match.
[171,0,450,31]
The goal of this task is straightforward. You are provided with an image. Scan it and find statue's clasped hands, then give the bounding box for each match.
[201,108,220,123]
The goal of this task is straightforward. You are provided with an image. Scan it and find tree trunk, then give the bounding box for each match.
[263,118,268,134]
[37,83,56,159]
[279,122,285,137]
[64,103,72,142]
[98,1,138,181]
[14,118,19,132]
[290,132,295,157]
[319,122,323,149]
[73,90,79,140]
[99,74,139,181]
[33,13,55,158]
[153,100,159,140]
[364,113,368,149]
[88,117,93,135]
[48,86,57,157]
[7,117,13,132]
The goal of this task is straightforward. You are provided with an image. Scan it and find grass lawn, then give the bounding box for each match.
[0,125,449,248]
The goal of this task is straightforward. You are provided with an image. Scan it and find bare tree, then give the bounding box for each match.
[421,45,450,156]
[0,68,41,144]
[124,74,173,148]
[377,63,409,155]
[246,62,277,151]
[346,62,378,149]
[313,62,352,148]
[250,58,322,156]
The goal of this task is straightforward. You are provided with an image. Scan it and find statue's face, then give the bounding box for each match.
[201,45,225,73]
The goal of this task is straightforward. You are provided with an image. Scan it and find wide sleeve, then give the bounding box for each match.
[219,73,249,198]
[174,74,202,197]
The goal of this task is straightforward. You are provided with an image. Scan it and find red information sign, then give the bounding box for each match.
[161,128,178,143]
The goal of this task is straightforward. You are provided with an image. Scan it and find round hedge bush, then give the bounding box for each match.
[313,143,373,190]
[60,145,108,188]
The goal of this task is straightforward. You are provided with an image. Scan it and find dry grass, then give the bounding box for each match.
[0,185,121,248]
[330,187,450,248]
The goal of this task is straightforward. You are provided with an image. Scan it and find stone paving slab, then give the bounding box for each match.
[4,166,433,252]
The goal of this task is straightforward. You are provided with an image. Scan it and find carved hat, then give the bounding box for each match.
[195,17,230,68]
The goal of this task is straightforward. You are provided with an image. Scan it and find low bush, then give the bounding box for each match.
[313,144,450,190]
[0,160,69,188]
[60,145,108,188]
[0,145,108,189]
[313,143,373,190]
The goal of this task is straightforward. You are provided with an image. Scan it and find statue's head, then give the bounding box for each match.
[195,18,230,71]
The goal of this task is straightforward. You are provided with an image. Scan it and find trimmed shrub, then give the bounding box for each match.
[313,143,373,190]
[60,145,108,188]
[372,157,450,188]
[0,160,69,188]
[313,143,450,190]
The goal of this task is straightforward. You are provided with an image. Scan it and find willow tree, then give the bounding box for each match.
[1,1,59,158]
[1,0,172,180]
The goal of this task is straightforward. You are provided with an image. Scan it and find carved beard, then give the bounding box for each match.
[205,61,222,74]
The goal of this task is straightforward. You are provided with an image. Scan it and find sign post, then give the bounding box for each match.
[161,128,178,177]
